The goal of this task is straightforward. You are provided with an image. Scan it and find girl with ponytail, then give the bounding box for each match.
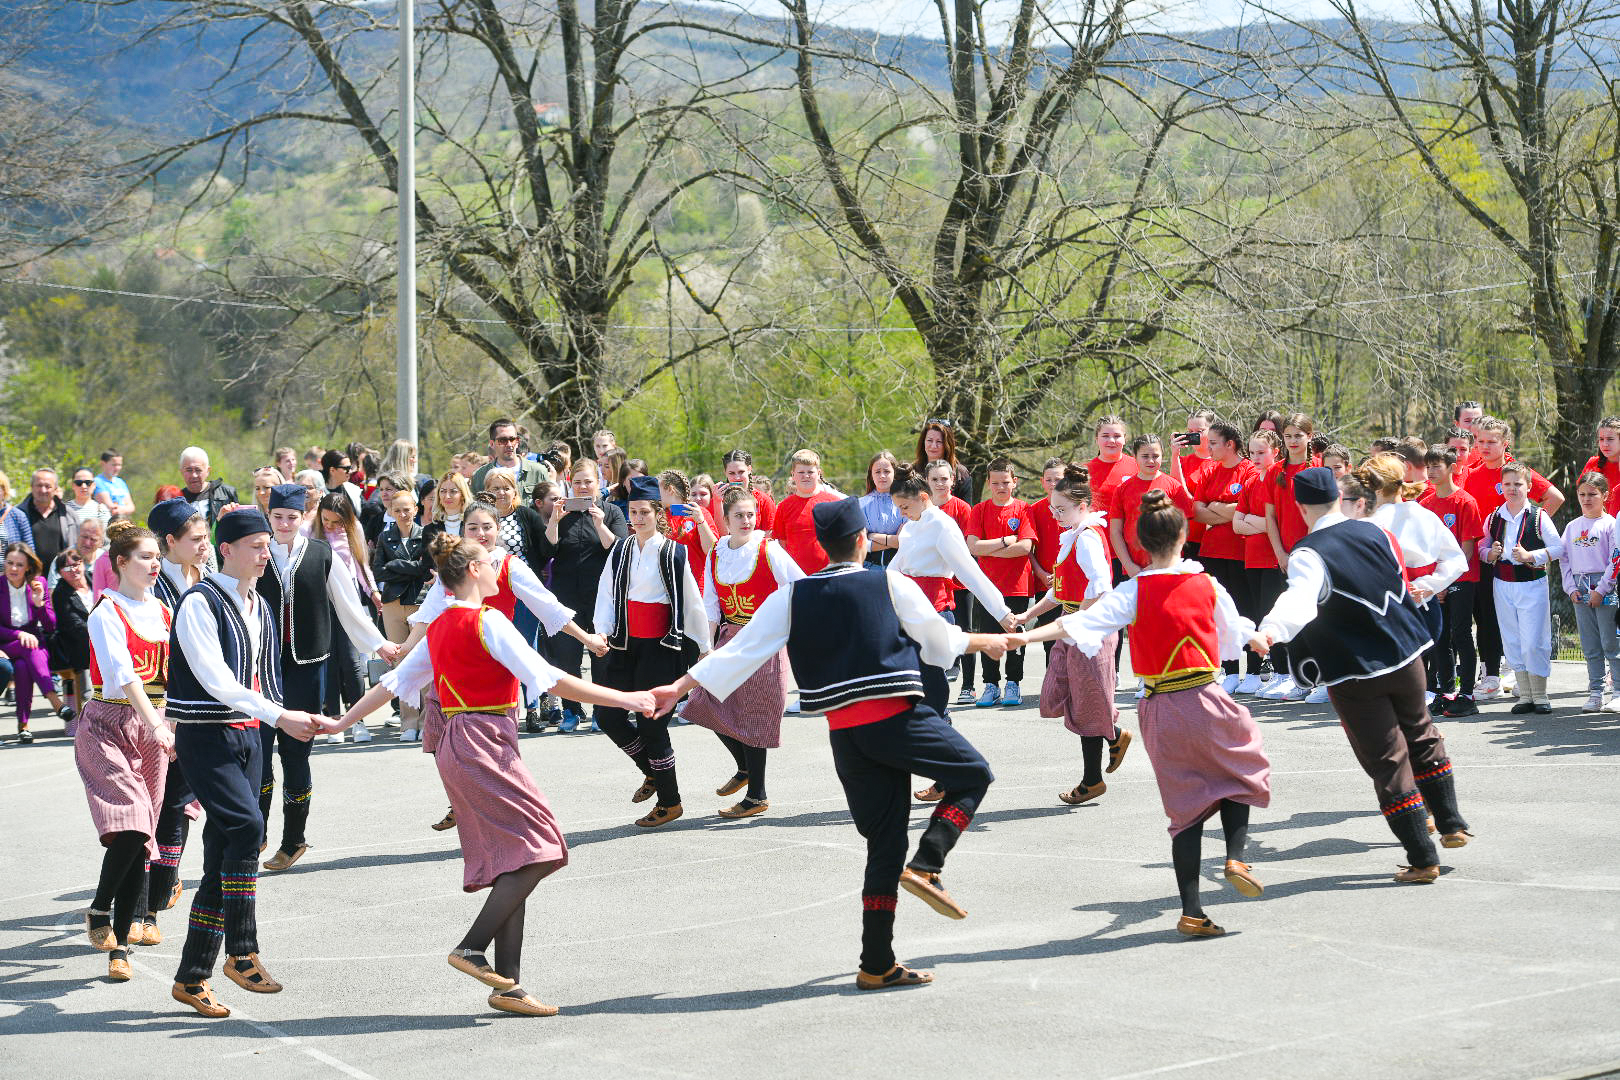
[1016,465,1132,805]
[1016,488,1271,939]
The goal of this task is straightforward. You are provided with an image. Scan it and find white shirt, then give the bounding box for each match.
[1478,504,1564,568]
[172,572,283,723]
[689,567,969,703]
[161,558,196,599]
[7,584,26,626]
[701,532,806,626]
[382,602,562,708]
[593,533,712,650]
[891,505,1011,622]
[410,549,576,635]
[1038,515,1114,605]
[441,515,463,537]
[1370,501,1466,596]
[90,590,170,692]
[1057,561,1250,660]
[269,534,387,656]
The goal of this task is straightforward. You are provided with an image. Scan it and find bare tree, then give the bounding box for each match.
[1263,0,1620,486]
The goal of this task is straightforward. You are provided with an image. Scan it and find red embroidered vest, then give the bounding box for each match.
[428,606,520,715]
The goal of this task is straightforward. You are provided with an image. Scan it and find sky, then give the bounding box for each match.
[724,0,1421,36]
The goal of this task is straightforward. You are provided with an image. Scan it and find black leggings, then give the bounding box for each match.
[92,831,150,947]
[717,734,768,801]
[1247,566,1289,675]
[458,862,549,985]
[1202,558,1253,675]
[1170,801,1250,918]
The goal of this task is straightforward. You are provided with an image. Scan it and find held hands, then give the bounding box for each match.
[1003,633,1029,652]
[1409,583,1434,604]
[1247,631,1274,657]
[275,710,325,740]
[979,635,1010,660]
[583,633,610,658]
[376,641,404,665]
[648,683,686,716]
[1001,612,1023,631]
[622,690,659,718]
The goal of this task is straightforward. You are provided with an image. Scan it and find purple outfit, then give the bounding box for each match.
[1,580,56,730]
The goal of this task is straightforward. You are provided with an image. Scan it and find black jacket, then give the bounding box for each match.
[47,578,92,671]
[182,481,239,527]
[534,498,628,612]
[371,522,432,605]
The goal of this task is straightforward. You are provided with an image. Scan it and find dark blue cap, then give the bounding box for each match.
[628,475,662,503]
[147,497,198,541]
[1293,466,1339,506]
[216,507,271,545]
[812,496,866,544]
[268,483,307,512]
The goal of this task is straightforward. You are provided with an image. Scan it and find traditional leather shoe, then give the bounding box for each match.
[488,987,558,1016]
[913,785,944,803]
[1176,915,1225,937]
[85,912,115,951]
[107,948,132,982]
[1106,729,1133,773]
[1510,701,1536,714]
[715,772,749,797]
[166,880,183,910]
[432,808,457,831]
[900,867,967,919]
[263,844,309,872]
[634,803,683,828]
[223,953,283,993]
[137,918,162,946]
[718,798,769,819]
[172,980,230,1018]
[1223,860,1263,898]
[1059,781,1106,805]
[1394,864,1440,884]
[448,950,517,989]
[631,777,658,804]
[856,963,933,990]
[1441,830,1473,849]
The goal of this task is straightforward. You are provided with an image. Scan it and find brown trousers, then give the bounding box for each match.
[1325,658,1448,814]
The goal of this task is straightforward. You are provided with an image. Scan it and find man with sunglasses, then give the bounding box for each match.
[472,418,549,497]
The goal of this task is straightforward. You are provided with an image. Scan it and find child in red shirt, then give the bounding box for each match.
[1171,410,1216,555]
[1029,457,1067,599]
[1086,416,1130,505]
[927,459,978,703]
[1236,430,1304,700]
[1192,422,1261,689]
[721,449,775,532]
[1421,447,1486,715]
[1109,435,1196,576]
[771,449,841,573]
[659,469,718,592]
[964,456,1038,707]
[1265,413,1318,563]
[1580,417,1620,515]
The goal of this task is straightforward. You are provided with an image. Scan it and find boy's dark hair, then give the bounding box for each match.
[822,531,862,563]
[1424,447,1459,468]
[1309,435,1331,456]
[1453,400,1483,421]
[1370,437,1399,454]
[1445,426,1474,444]
[986,456,1016,475]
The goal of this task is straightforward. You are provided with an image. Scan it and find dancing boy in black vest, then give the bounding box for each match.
[259,485,399,870]
[167,508,324,1017]
[653,498,1008,989]
[1250,468,1470,884]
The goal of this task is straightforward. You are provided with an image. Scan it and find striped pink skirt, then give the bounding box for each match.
[436,708,568,892]
[74,699,167,858]
[1039,635,1119,738]
[420,687,447,754]
[1139,682,1270,835]
[682,622,787,748]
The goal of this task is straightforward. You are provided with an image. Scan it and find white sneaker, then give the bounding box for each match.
[1424,691,1436,706]
[1477,676,1501,699]
[324,731,344,745]
[1305,685,1330,704]
[401,728,419,742]
[1604,696,1620,714]
[1583,693,1604,713]
[1257,675,1289,700]
[1235,674,1263,695]
[1220,673,1242,694]
[1283,679,1309,701]
[351,722,373,743]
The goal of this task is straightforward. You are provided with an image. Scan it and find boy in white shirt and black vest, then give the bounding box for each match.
[1478,461,1563,713]
[166,508,325,1018]
[653,497,1009,990]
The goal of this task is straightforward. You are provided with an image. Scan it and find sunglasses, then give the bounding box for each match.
[925,418,953,429]
[73,479,93,487]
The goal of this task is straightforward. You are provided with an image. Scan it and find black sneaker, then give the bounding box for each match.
[1443,694,1478,717]
[523,709,542,734]
[542,698,564,728]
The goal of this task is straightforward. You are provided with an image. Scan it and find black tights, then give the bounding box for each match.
[1080,736,1105,787]
[456,862,548,984]
[91,831,149,946]
[1169,801,1251,918]
[718,734,768,801]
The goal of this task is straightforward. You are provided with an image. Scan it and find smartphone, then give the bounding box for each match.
[668,503,692,518]
[564,496,594,512]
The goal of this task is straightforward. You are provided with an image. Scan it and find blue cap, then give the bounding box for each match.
[215,507,272,546]
[628,475,662,504]
[147,497,199,541]
[268,483,307,512]
[1293,466,1339,506]
[812,496,866,544]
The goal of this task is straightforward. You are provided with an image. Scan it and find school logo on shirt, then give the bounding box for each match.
[1007,517,1020,530]
[1228,482,1242,495]
[1495,483,1503,494]
[1443,513,1457,527]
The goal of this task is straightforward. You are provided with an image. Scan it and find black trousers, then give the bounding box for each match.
[322,618,367,715]
[596,636,697,807]
[1436,581,1479,695]
[149,757,196,909]
[547,600,595,708]
[1247,566,1288,675]
[830,705,994,974]
[953,590,975,689]
[975,594,1029,684]
[1472,573,1503,677]
[261,660,317,851]
[920,608,956,717]
[174,723,265,983]
[1202,557,1252,674]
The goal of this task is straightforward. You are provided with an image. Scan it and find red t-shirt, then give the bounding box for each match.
[1419,488,1485,583]
[771,489,841,573]
[1462,461,1552,518]
[1236,478,1277,570]
[1086,456,1129,504]
[668,503,717,592]
[1179,455,1215,543]
[966,498,1038,596]
[1266,458,1316,552]
[1029,495,1065,575]
[1194,459,1261,561]
[1580,455,1620,515]
[1108,472,1195,568]
[936,496,973,591]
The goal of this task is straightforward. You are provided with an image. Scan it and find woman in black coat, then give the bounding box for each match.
[480,468,553,730]
[48,550,94,717]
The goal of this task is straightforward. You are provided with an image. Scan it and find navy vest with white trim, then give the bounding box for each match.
[1289,519,1432,688]
[166,577,285,722]
[785,565,925,713]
